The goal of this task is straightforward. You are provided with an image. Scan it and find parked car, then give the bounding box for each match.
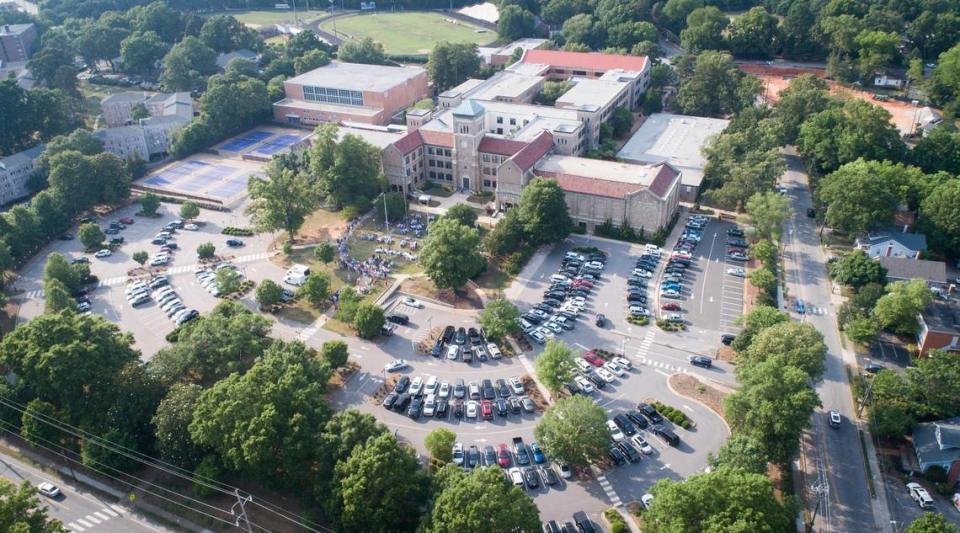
[689,355,713,368]
[384,359,408,372]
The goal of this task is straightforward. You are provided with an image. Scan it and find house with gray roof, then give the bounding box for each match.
[879,257,947,287]
[914,417,960,481]
[855,228,927,259]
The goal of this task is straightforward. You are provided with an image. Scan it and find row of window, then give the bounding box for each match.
[302,85,364,107]
[426,146,452,157]
[428,159,452,169]
[428,171,454,182]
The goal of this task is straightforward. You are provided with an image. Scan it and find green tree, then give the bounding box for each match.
[337,37,388,65]
[160,36,217,92]
[21,399,67,449]
[314,410,388,505]
[741,321,827,380]
[179,201,200,220]
[425,466,541,533]
[745,191,792,241]
[196,242,215,259]
[920,179,960,256]
[247,164,318,244]
[709,433,769,474]
[680,6,728,53]
[129,251,148,268]
[332,433,427,532]
[294,49,331,74]
[320,340,349,369]
[170,119,212,158]
[644,466,796,532]
[773,75,831,143]
[299,272,331,308]
[869,369,914,438]
[152,383,206,470]
[562,14,602,49]
[256,279,283,307]
[353,303,386,339]
[309,124,383,209]
[201,73,271,137]
[336,287,361,323]
[747,268,776,297]
[215,268,241,294]
[725,359,821,466]
[535,81,573,106]
[285,30,330,59]
[43,252,79,291]
[484,208,526,257]
[120,30,166,75]
[44,278,73,314]
[80,429,140,473]
[727,6,780,59]
[424,427,457,463]
[378,191,407,224]
[420,218,486,290]
[199,15,260,53]
[873,279,934,335]
[444,203,478,228]
[427,41,482,92]
[149,301,272,386]
[479,298,521,340]
[140,192,161,217]
[906,511,960,533]
[518,178,573,245]
[0,479,67,532]
[609,107,633,138]
[829,250,887,288]
[676,51,761,117]
[701,115,785,210]
[534,396,610,467]
[912,127,960,175]
[906,351,960,420]
[731,305,788,352]
[818,159,920,234]
[607,21,657,51]
[315,241,337,263]
[855,30,899,79]
[498,5,536,41]
[78,223,105,251]
[660,0,704,32]
[48,151,96,214]
[797,100,906,176]
[0,312,139,426]
[189,340,331,489]
[846,316,879,345]
[534,340,576,393]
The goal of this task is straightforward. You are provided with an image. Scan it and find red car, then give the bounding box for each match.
[119,217,134,225]
[497,443,512,467]
[481,400,493,420]
[583,351,605,367]
[661,302,681,311]
[573,279,594,288]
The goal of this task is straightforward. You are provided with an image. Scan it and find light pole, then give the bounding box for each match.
[806,481,829,533]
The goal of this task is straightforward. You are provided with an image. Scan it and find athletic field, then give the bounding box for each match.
[319,12,495,55]
[205,9,329,28]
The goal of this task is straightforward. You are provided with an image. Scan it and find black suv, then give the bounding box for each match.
[387,313,409,325]
[442,325,455,342]
[613,414,637,436]
[394,376,410,393]
[637,402,664,424]
[689,355,713,368]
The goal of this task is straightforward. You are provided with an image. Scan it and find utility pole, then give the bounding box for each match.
[806,481,829,533]
[231,489,255,533]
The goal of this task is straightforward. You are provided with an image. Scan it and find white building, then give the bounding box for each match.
[101,91,193,128]
[95,126,150,163]
[0,144,43,205]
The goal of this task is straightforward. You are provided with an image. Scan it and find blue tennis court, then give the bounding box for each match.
[249,134,303,156]
[219,131,274,152]
[140,159,257,204]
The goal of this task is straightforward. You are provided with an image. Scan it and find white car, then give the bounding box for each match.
[596,367,616,383]
[607,420,625,442]
[384,359,408,372]
[409,376,423,396]
[446,345,459,360]
[423,395,437,417]
[727,267,746,277]
[401,296,423,308]
[641,493,654,510]
[613,356,632,370]
[574,375,595,394]
[184,223,199,231]
[509,467,524,486]
[510,376,525,395]
[604,362,626,377]
[540,328,556,341]
[453,443,465,466]
[424,375,438,396]
[585,261,604,270]
[666,313,684,323]
[575,358,592,372]
[466,400,479,419]
[629,305,647,317]
[631,434,653,454]
[632,269,653,278]
[438,381,450,398]
[486,343,502,359]
[37,482,61,498]
[545,321,563,334]
[94,249,111,258]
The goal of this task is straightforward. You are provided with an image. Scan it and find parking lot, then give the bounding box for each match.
[12,201,288,357]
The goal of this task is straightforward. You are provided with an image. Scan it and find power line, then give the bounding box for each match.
[0,396,327,532]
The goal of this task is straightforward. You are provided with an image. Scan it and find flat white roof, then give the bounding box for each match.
[471,72,543,101]
[617,113,729,187]
[536,155,660,184]
[335,126,404,149]
[286,61,425,93]
[513,116,581,141]
[555,78,627,111]
[440,78,486,98]
[507,62,550,76]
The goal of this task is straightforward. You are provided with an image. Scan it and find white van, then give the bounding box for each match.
[284,264,310,286]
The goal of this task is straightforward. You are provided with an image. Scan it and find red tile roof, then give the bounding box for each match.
[537,171,645,199]
[478,137,527,157]
[521,50,648,73]
[648,164,680,198]
[420,129,453,148]
[392,130,423,155]
[510,131,553,170]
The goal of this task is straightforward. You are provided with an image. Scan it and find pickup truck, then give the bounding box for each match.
[513,437,530,465]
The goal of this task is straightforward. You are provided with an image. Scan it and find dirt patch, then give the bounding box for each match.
[715,344,737,362]
[0,299,20,335]
[328,361,360,391]
[521,375,549,412]
[417,327,445,354]
[295,208,348,245]
[372,375,399,404]
[668,374,728,419]
[398,277,483,309]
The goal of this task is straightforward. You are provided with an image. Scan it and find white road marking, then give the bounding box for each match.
[67,523,85,532]
[92,511,110,520]
[76,519,93,528]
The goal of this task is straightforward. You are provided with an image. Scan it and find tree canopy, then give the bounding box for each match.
[534,396,609,467]
[534,340,576,393]
[797,100,906,176]
[419,218,486,290]
[425,465,541,533]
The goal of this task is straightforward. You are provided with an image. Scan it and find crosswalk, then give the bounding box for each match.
[595,473,624,507]
[66,504,124,532]
[635,356,689,374]
[19,252,276,301]
[629,330,690,374]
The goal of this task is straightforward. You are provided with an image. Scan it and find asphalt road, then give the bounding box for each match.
[0,451,171,533]
[781,155,876,532]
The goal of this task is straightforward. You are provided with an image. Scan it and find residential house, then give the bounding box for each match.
[917,300,960,356]
[913,416,960,482]
[855,229,927,259]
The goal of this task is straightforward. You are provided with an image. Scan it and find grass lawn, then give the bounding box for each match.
[319,12,496,55]
[205,9,329,27]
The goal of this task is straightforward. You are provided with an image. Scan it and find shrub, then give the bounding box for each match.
[604,508,628,533]
[221,227,255,236]
[197,242,215,259]
[651,401,691,427]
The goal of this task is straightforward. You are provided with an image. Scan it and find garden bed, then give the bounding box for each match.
[648,399,693,429]
[398,277,483,309]
[668,374,729,419]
